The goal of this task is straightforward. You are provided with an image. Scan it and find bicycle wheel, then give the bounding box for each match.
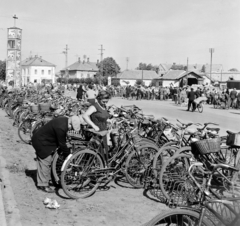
[61,149,103,199]
[5,103,10,116]
[143,209,212,226]
[159,154,196,204]
[18,118,35,144]
[153,145,179,179]
[125,144,159,188]
[198,103,203,113]
[52,146,87,185]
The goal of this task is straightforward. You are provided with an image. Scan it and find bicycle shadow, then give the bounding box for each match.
[25,169,37,187]
[114,175,137,189]
[143,188,166,203]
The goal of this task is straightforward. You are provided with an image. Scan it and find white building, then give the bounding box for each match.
[21,55,55,85]
[60,57,99,79]
[117,70,159,86]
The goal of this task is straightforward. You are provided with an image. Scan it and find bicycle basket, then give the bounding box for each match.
[226,133,240,147]
[191,137,221,155]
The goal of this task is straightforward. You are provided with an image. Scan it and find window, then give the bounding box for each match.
[8,40,15,49]
[48,70,51,75]
[27,77,30,83]
[42,70,44,75]
[34,79,37,83]
[35,69,37,75]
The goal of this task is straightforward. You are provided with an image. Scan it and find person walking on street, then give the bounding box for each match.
[76,83,85,101]
[187,88,196,111]
[230,88,237,108]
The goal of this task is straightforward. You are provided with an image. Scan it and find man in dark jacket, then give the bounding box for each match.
[76,84,85,100]
[187,88,196,111]
[32,116,81,192]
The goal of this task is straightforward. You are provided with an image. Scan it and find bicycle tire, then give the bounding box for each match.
[159,153,193,203]
[52,145,87,185]
[125,144,159,188]
[61,149,103,199]
[143,208,212,226]
[153,145,179,179]
[198,103,203,113]
[5,103,10,116]
[18,119,33,144]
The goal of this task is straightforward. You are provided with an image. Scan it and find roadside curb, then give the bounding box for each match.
[0,136,22,226]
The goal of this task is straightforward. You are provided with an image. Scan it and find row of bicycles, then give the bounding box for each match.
[0,90,240,225]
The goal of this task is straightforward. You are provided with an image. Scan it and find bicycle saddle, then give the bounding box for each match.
[226,130,237,135]
[86,129,108,137]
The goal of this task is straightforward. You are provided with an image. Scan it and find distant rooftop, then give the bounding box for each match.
[61,58,99,72]
[117,70,159,80]
[21,56,55,67]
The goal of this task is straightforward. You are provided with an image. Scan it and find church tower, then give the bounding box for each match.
[6,15,22,87]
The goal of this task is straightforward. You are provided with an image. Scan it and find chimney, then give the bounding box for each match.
[87,58,89,63]
[78,57,81,63]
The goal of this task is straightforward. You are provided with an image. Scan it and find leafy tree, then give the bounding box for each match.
[135,79,144,86]
[201,65,206,73]
[0,60,6,81]
[97,57,121,77]
[229,68,238,72]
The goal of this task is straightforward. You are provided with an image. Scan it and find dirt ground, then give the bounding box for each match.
[0,108,167,226]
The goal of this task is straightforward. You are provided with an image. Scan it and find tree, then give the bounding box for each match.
[135,79,144,86]
[97,57,121,77]
[0,60,6,81]
[229,68,238,72]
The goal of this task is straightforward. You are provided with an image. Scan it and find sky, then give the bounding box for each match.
[0,0,240,72]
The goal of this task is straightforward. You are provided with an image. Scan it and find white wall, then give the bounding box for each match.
[22,65,55,85]
[120,79,152,86]
[162,80,179,87]
[75,71,96,79]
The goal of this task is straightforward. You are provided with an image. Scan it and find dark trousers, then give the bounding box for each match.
[188,100,195,111]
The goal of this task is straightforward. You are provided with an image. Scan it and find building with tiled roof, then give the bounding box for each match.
[117,70,159,86]
[155,70,203,87]
[60,57,99,79]
[21,55,55,85]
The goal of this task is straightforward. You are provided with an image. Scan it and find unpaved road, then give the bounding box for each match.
[0,106,166,226]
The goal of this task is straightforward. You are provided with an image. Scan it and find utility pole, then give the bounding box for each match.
[126,57,129,70]
[98,45,105,77]
[62,44,69,84]
[186,57,188,72]
[209,48,214,82]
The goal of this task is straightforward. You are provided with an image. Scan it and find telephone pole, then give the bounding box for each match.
[62,44,69,84]
[98,45,105,77]
[209,48,214,82]
[126,57,129,70]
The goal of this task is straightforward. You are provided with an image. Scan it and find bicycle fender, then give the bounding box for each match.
[61,154,73,171]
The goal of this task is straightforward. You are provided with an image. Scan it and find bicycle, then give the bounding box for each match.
[60,124,159,198]
[143,162,240,226]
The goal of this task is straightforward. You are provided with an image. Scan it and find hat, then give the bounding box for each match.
[69,116,81,131]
